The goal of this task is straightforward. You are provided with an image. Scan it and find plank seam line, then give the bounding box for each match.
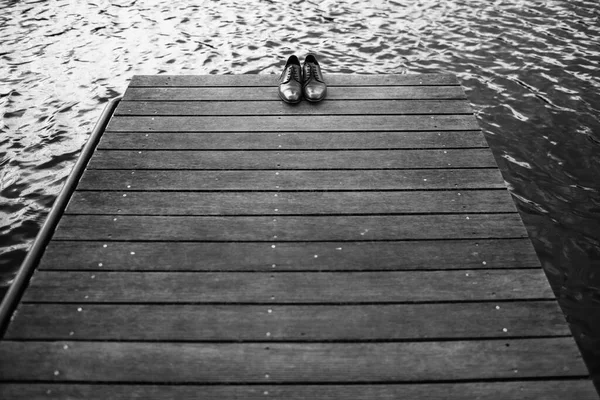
[20,296,556,302]
[100,145,488,149]
[29,267,543,273]
[57,210,521,214]
[117,100,468,104]
[62,212,520,217]
[0,378,593,385]
[126,84,462,88]
[4,336,575,344]
[0,377,590,385]
[103,130,481,134]
[49,237,531,243]
[94,148,490,152]
[104,129,484,133]
[79,166,501,172]
[36,269,543,273]
[107,131,478,136]
[73,189,511,193]
[36,267,543,273]
[94,147,491,151]
[112,114,474,118]
[97,147,491,151]
[40,238,535,243]
[122,98,468,102]
[20,299,556,306]
[114,113,476,117]
[85,167,500,171]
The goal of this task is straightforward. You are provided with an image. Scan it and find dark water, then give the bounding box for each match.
[1,0,600,385]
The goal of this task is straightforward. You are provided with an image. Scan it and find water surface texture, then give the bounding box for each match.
[2,0,600,382]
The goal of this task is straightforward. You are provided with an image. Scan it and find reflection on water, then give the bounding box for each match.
[1,0,600,382]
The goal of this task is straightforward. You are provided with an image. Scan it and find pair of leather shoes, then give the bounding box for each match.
[278,53,327,104]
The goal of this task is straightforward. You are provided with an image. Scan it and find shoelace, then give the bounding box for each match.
[305,63,323,83]
[284,65,300,83]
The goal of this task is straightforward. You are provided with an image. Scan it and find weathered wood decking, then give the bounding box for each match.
[0,74,596,399]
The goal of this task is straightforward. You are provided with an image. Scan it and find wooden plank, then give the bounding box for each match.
[23,270,553,303]
[0,72,590,396]
[77,169,506,191]
[115,100,473,116]
[106,115,479,132]
[52,214,527,241]
[6,302,569,340]
[98,131,489,150]
[39,239,540,271]
[123,86,467,101]
[1,381,597,400]
[0,339,586,382]
[87,149,496,170]
[65,190,516,215]
[129,73,460,87]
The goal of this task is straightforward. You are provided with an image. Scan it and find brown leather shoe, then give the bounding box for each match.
[278,55,302,104]
[302,53,327,102]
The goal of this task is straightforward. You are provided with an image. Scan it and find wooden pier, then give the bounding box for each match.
[0,74,596,399]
